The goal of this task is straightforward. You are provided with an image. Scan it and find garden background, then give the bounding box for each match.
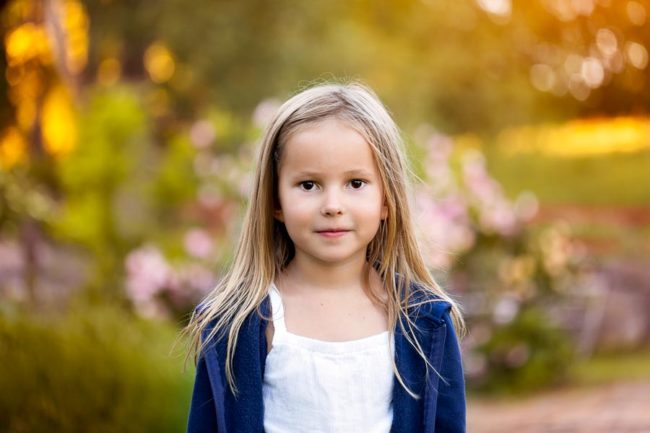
[1,0,650,431]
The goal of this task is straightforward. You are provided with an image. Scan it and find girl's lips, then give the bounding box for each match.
[316,230,349,238]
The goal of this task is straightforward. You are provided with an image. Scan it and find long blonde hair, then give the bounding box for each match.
[184,82,464,397]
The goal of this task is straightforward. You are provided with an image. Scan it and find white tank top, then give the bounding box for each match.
[262,284,395,433]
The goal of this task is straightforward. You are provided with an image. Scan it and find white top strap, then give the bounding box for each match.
[268,284,287,334]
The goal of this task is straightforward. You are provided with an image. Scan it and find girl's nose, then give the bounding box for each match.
[321,190,344,216]
[321,205,343,216]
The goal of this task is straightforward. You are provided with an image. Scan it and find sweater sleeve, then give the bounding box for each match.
[434,312,466,433]
[187,353,219,433]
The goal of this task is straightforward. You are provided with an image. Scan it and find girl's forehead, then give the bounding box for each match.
[279,118,378,170]
[284,116,362,142]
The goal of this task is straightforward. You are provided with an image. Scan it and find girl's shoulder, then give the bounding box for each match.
[192,303,217,345]
[193,297,270,347]
[404,282,454,326]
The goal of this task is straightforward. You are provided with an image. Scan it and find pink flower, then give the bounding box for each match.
[414,190,475,269]
[125,245,171,301]
[184,228,214,259]
[252,99,281,129]
[479,201,518,236]
[125,245,174,317]
[190,120,216,149]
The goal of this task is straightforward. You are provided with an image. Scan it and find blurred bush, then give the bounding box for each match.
[0,302,193,433]
[50,86,161,297]
[412,132,584,394]
[464,307,574,394]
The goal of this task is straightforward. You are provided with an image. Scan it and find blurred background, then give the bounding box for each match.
[1,0,649,431]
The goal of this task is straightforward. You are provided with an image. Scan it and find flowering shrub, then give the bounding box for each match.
[414,132,585,393]
[123,102,263,321]
[125,241,216,321]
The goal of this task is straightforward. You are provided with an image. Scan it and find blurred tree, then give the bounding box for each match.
[51,87,148,299]
[1,0,87,302]
[3,0,649,306]
[80,0,650,135]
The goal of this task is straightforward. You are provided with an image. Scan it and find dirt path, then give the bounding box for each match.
[468,380,650,433]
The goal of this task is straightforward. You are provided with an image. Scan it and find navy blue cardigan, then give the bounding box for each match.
[187,289,466,433]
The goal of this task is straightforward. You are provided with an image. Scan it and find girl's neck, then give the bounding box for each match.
[280,255,370,294]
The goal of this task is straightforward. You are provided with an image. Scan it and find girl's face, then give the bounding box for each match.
[275,117,388,269]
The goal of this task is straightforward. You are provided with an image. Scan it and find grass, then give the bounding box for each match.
[569,347,650,387]
[482,148,650,206]
[467,348,650,402]
[568,221,650,258]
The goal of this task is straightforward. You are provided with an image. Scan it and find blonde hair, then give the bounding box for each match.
[184,82,464,397]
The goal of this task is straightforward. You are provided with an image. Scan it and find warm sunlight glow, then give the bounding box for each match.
[0,127,27,168]
[42,85,77,156]
[62,0,89,73]
[499,117,650,157]
[5,23,52,66]
[144,42,176,84]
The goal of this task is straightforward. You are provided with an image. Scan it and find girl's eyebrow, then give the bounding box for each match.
[342,169,374,177]
[292,169,374,178]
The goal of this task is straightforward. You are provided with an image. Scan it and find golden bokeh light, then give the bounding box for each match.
[1,0,90,162]
[41,85,77,157]
[62,0,90,74]
[4,23,52,66]
[626,1,647,26]
[144,42,176,84]
[0,127,28,168]
[625,41,649,70]
[499,117,650,157]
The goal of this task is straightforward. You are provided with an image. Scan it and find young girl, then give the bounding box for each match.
[185,83,466,433]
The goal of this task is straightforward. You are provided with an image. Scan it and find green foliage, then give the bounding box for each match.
[85,0,594,134]
[47,87,151,296]
[0,303,193,433]
[455,230,579,394]
[53,86,148,245]
[571,347,650,386]
[485,148,650,206]
[0,167,56,233]
[470,308,574,394]
[49,85,204,297]
[152,133,199,226]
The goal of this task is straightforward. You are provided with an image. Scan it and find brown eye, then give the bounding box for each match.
[350,179,365,189]
[299,181,316,191]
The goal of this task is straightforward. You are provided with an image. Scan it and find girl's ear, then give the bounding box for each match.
[381,199,388,220]
[274,208,284,222]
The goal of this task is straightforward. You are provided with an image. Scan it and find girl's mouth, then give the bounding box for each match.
[316,229,350,238]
